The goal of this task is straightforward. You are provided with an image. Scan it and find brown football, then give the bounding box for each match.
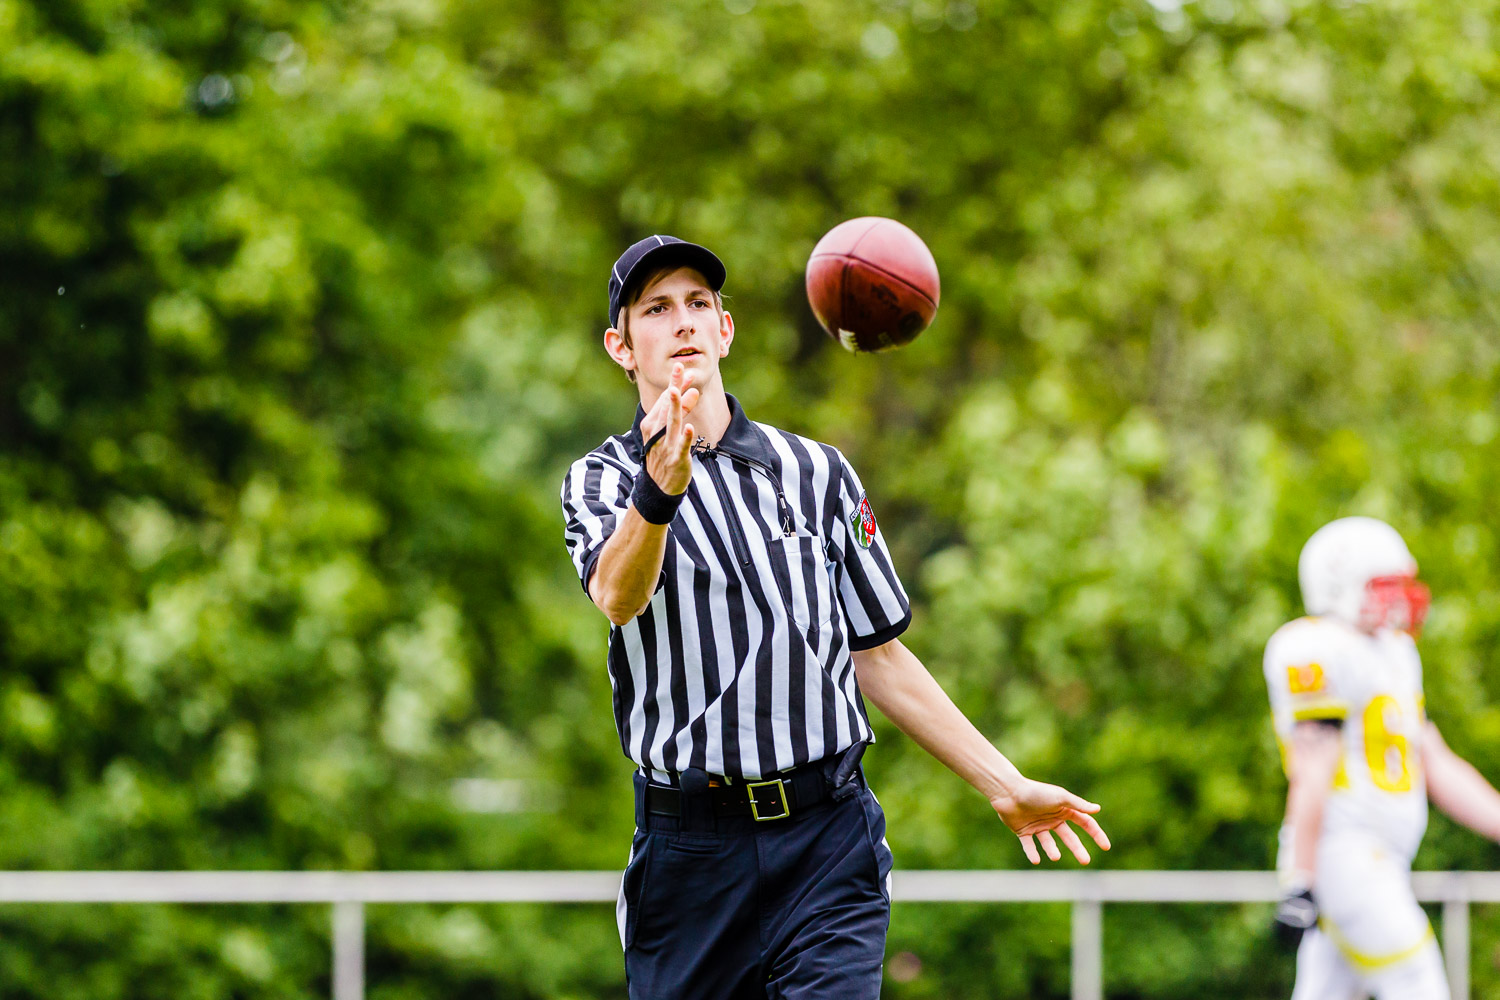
[805,217,940,353]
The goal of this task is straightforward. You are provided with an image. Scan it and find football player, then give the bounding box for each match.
[1266,516,1500,999]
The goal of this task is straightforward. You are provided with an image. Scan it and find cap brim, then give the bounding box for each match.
[617,242,726,321]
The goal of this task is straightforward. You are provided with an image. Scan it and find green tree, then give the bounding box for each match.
[3,0,1500,996]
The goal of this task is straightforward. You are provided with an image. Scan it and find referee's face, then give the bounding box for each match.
[615,267,734,400]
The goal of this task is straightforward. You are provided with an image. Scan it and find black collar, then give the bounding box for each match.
[627,393,777,468]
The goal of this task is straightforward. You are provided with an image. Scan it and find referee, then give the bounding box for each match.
[561,235,1109,999]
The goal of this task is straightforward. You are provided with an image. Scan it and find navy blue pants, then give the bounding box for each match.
[618,769,893,999]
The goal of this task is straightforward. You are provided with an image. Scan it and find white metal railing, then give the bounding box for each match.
[0,870,1492,1000]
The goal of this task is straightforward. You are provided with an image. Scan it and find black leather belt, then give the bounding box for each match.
[644,764,830,822]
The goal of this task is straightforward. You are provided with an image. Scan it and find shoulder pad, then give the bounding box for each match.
[1267,616,1355,660]
[1266,617,1351,721]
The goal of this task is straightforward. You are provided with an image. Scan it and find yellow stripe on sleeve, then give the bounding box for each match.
[1291,702,1348,722]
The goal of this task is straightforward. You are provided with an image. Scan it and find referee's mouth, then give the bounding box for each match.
[671,347,702,360]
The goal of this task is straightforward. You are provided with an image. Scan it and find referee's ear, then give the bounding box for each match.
[716,309,735,357]
[604,325,638,380]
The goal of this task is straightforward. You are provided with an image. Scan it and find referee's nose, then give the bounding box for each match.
[672,304,699,339]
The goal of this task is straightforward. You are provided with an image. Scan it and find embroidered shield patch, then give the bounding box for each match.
[850,493,877,549]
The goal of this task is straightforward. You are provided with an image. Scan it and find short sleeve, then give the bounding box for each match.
[1264,622,1348,727]
[829,451,911,650]
[560,453,632,595]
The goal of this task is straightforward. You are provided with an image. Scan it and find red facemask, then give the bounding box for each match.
[1361,574,1431,636]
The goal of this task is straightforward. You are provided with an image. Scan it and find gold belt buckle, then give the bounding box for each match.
[747,778,790,821]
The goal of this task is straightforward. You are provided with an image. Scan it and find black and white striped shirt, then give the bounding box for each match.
[561,395,911,781]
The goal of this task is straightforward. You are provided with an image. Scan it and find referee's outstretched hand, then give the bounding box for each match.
[639,363,699,496]
[990,779,1110,865]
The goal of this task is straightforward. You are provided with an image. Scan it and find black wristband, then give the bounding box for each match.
[631,468,685,525]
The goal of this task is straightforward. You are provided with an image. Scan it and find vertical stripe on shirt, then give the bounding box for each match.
[560,396,911,779]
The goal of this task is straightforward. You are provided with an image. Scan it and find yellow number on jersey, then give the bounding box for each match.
[1363,695,1415,793]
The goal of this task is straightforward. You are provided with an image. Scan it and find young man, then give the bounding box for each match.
[1266,516,1500,1000]
[561,235,1109,999]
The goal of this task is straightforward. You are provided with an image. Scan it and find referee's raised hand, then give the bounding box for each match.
[639,362,699,495]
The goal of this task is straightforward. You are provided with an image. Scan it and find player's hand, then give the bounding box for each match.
[638,363,698,495]
[989,778,1110,865]
[1272,886,1318,950]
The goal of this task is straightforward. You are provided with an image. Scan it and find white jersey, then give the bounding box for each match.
[1264,616,1428,862]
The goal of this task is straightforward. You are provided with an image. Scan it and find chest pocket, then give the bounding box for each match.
[767,533,837,631]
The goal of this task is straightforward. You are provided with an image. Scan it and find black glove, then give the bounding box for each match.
[1272,886,1318,949]
[828,740,867,801]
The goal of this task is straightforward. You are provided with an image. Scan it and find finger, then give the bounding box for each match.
[680,386,701,415]
[1056,822,1092,865]
[641,391,668,437]
[666,386,681,441]
[646,370,682,432]
[680,423,695,454]
[1037,830,1062,862]
[1067,811,1111,851]
[1019,835,1040,866]
[1061,790,1100,813]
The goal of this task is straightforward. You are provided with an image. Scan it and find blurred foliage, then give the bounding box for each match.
[4,0,1500,996]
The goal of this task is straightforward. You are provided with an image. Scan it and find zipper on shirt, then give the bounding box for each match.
[730,453,810,636]
[693,441,795,544]
[695,442,794,534]
[697,444,754,566]
[695,439,811,634]
[735,454,796,538]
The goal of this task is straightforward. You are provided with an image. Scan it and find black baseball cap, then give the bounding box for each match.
[608,235,726,327]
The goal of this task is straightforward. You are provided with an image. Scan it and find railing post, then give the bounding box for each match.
[332,899,365,1000]
[1443,896,1469,1000]
[1071,898,1102,1000]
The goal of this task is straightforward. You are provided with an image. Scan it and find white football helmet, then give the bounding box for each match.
[1298,516,1430,634]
